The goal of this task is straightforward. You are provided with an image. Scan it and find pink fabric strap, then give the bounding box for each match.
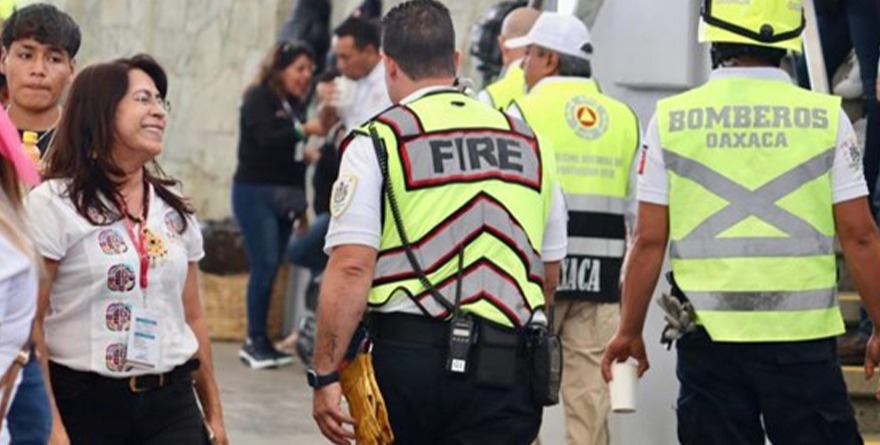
[0,108,39,186]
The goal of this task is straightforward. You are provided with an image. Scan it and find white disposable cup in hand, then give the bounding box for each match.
[609,361,638,413]
[332,76,356,109]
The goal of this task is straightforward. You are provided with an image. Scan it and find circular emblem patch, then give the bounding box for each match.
[105,342,131,373]
[107,264,136,292]
[98,229,128,255]
[164,211,184,236]
[566,96,608,140]
[105,302,132,332]
[330,174,358,219]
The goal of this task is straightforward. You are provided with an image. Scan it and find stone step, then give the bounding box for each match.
[843,365,877,398]
[843,365,880,436]
[842,292,861,324]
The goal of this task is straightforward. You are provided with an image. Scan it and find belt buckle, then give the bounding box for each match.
[128,373,164,393]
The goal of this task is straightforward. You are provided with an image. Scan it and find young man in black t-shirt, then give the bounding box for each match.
[1,3,80,156]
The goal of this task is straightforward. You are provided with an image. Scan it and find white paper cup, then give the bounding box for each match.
[609,361,638,413]
[333,76,356,109]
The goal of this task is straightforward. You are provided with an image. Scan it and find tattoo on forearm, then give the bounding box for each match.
[324,333,339,366]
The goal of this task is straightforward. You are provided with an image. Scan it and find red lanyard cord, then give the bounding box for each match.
[119,182,151,290]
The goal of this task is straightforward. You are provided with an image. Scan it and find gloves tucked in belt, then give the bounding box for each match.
[340,351,394,445]
[657,292,697,348]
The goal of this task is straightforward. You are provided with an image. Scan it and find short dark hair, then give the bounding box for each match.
[333,16,380,51]
[44,54,194,230]
[382,0,456,80]
[710,43,785,68]
[1,3,81,57]
[558,54,592,78]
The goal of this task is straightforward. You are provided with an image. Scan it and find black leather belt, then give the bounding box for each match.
[49,359,200,393]
[369,312,524,347]
[370,313,449,346]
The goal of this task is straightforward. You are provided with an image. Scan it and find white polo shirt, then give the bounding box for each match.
[325,86,568,262]
[27,180,204,377]
[638,67,868,205]
[0,229,37,445]
[338,62,392,131]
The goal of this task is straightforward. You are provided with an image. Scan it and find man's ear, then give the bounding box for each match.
[383,53,397,79]
[67,58,76,83]
[546,51,560,76]
[453,50,461,74]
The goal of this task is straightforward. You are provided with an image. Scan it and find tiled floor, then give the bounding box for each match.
[214,340,567,444]
[213,341,325,444]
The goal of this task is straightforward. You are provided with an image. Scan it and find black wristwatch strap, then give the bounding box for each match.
[307,370,340,389]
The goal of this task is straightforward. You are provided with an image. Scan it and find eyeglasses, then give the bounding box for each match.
[133,93,172,113]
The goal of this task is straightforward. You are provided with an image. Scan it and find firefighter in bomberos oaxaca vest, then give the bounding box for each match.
[601,0,880,444]
[506,11,640,445]
[478,7,540,112]
[310,2,568,445]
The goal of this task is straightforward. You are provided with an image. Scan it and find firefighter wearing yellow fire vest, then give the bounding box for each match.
[601,1,880,443]
[506,12,639,445]
[477,6,540,111]
[311,1,568,444]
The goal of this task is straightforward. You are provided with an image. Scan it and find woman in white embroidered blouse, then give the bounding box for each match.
[26,54,227,445]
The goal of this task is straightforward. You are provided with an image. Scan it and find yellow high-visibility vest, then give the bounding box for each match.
[484,64,526,112]
[657,75,843,342]
[512,77,639,302]
[351,89,558,328]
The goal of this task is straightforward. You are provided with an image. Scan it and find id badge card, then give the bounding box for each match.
[125,307,162,369]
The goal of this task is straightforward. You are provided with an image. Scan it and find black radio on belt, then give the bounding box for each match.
[446,314,474,374]
[445,245,473,374]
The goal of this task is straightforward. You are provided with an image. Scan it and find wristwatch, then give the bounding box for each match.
[306,369,340,389]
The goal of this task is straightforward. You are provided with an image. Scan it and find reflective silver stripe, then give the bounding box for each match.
[412,262,534,326]
[401,131,541,187]
[568,237,626,257]
[565,194,627,214]
[663,148,835,259]
[671,236,834,259]
[507,115,535,139]
[379,106,421,137]
[687,288,837,312]
[375,195,544,282]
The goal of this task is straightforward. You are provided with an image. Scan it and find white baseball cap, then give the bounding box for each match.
[505,12,592,61]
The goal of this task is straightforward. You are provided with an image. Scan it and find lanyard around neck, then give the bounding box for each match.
[118,183,151,291]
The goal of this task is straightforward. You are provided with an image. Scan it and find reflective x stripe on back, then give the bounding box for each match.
[663,148,835,259]
[374,193,544,285]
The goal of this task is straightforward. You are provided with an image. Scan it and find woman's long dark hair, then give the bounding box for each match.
[43,54,193,231]
[250,40,315,97]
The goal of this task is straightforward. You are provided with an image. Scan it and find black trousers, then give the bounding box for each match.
[676,328,862,445]
[49,361,209,445]
[371,336,542,445]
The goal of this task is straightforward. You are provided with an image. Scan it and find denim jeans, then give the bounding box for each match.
[232,183,306,340]
[797,0,880,214]
[286,212,330,274]
[6,350,51,445]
